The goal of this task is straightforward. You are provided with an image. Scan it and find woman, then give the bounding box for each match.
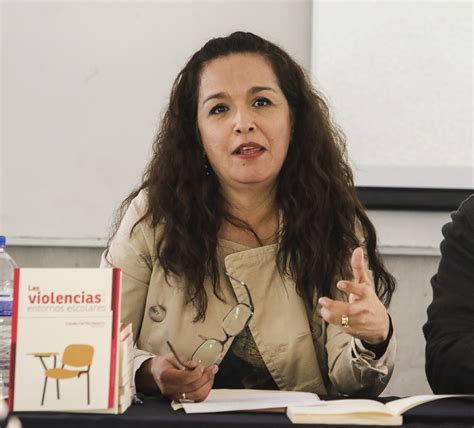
[103,31,396,402]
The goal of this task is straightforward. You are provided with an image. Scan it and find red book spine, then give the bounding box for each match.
[107,268,121,408]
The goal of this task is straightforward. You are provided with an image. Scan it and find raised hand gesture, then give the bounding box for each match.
[318,247,390,345]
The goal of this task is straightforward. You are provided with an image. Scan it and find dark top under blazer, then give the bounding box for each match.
[423,194,474,393]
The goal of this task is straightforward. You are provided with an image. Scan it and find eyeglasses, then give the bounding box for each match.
[167,272,254,368]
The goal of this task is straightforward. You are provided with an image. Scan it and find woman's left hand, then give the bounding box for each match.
[318,247,390,345]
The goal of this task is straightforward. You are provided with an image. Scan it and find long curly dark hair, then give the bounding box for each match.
[112,31,396,321]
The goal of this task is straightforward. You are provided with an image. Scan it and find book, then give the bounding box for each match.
[287,394,474,425]
[8,268,133,414]
[172,389,322,413]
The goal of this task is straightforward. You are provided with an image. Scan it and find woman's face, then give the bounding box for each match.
[197,53,291,192]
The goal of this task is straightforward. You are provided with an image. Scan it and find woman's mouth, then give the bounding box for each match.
[232,143,266,159]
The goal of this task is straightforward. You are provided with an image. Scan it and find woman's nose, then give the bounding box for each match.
[233,109,255,134]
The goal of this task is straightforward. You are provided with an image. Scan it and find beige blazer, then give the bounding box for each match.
[101,190,396,395]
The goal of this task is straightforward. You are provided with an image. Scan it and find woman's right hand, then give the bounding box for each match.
[136,353,219,402]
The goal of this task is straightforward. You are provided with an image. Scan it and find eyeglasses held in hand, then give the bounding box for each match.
[167,272,254,368]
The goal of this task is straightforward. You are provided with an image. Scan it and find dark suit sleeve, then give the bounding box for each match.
[423,195,474,393]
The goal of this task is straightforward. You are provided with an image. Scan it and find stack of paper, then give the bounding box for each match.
[172,389,322,413]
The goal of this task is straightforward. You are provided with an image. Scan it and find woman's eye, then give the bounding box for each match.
[210,104,228,115]
[253,97,272,107]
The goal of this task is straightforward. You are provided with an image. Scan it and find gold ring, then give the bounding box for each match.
[341,314,349,328]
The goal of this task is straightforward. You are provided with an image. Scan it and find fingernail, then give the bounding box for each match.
[338,282,346,289]
[212,365,219,374]
[318,297,327,306]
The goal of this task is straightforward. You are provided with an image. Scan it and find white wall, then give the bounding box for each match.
[312,0,473,190]
[2,0,465,255]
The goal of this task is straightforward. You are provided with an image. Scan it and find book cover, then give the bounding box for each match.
[9,268,120,412]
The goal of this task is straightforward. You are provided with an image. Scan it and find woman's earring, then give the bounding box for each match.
[203,153,210,176]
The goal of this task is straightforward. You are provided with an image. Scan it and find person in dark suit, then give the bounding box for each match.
[423,194,474,393]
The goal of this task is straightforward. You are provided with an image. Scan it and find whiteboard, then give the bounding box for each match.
[1,0,311,246]
[310,0,472,255]
[311,0,473,190]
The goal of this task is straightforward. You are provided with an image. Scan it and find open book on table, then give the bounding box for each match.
[172,389,322,413]
[287,394,474,425]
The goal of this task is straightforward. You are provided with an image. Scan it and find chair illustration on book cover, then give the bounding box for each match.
[30,344,95,406]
